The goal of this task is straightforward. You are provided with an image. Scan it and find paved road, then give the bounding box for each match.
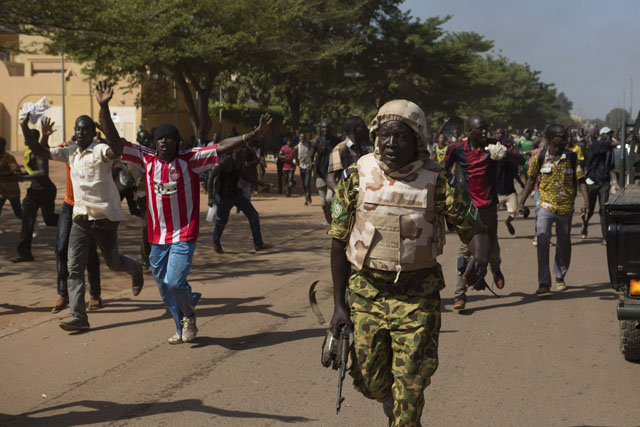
[1,161,639,426]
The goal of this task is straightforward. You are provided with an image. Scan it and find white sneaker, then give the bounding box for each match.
[556,281,567,291]
[181,316,198,342]
[168,333,183,345]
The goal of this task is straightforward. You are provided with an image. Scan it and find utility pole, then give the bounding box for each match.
[60,49,66,141]
[631,76,634,117]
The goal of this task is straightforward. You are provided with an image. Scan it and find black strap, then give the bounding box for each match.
[538,148,578,189]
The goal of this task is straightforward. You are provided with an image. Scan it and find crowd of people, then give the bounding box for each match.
[0,84,625,426]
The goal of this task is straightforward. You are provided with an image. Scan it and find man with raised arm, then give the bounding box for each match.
[13,118,59,263]
[444,115,525,310]
[20,97,144,333]
[106,81,272,344]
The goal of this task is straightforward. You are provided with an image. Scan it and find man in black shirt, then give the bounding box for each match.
[582,127,618,242]
[309,122,340,223]
[495,128,523,235]
[210,146,267,253]
[13,121,59,262]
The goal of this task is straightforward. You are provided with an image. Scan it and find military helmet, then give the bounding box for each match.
[369,99,431,152]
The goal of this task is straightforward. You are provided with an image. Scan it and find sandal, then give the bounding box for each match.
[51,297,69,313]
[87,298,103,311]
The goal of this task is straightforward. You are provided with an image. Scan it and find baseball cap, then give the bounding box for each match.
[599,127,613,135]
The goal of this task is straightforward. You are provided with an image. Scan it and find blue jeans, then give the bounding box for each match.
[150,241,197,335]
[0,196,22,218]
[536,208,572,287]
[213,192,263,247]
[300,167,312,202]
[533,190,540,235]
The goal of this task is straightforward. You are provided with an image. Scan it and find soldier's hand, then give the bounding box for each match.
[329,303,353,338]
[462,258,488,289]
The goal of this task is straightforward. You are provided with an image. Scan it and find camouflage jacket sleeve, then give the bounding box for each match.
[434,169,487,244]
[327,164,359,241]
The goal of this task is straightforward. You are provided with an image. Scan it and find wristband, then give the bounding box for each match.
[242,134,247,143]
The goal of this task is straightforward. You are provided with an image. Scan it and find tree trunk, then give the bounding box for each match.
[285,86,301,134]
[174,68,215,144]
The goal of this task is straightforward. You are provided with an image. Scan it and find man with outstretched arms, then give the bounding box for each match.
[20,87,144,332]
[328,100,491,427]
[112,81,272,344]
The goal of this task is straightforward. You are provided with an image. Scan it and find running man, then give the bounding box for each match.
[101,81,273,344]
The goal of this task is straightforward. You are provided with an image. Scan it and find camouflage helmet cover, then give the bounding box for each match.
[369,99,431,152]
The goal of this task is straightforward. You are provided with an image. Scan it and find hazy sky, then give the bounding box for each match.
[400,0,640,120]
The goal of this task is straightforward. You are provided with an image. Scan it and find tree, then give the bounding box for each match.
[459,55,563,129]
[2,0,352,140]
[605,108,631,132]
[555,91,573,114]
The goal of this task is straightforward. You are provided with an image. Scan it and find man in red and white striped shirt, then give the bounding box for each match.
[97,81,272,344]
[122,127,218,245]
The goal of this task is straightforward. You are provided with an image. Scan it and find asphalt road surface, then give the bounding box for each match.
[1,161,639,426]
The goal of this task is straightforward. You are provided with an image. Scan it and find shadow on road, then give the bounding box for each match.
[88,296,293,333]
[0,303,53,316]
[442,282,615,315]
[190,327,325,350]
[0,398,314,426]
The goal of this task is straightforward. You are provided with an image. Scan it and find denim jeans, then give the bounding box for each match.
[586,181,610,239]
[150,241,196,334]
[283,168,295,196]
[533,190,541,236]
[67,217,140,321]
[0,196,22,219]
[137,197,151,267]
[17,187,59,259]
[300,167,312,202]
[536,207,572,287]
[213,192,263,247]
[57,202,101,298]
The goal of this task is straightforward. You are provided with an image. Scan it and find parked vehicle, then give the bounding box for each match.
[605,112,640,361]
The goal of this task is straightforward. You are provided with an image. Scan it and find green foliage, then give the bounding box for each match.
[458,55,560,129]
[605,108,631,131]
[1,0,576,137]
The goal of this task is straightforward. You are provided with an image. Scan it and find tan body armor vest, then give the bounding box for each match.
[346,154,445,277]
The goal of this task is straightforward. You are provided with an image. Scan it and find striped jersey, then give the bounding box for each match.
[121,141,218,244]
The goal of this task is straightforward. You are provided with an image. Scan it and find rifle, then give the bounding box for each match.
[321,323,352,414]
[457,256,499,297]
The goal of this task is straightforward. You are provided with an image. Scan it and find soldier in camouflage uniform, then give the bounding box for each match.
[328,100,491,427]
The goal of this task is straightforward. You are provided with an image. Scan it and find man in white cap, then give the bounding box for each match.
[328,99,490,426]
[581,126,619,242]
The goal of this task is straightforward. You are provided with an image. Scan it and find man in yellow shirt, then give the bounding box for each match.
[517,124,588,294]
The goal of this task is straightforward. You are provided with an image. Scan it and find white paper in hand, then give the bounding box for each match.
[205,205,217,222]
[19,96,50,124]
[485,143,507,160]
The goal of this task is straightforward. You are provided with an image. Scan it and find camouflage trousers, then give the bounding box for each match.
[349,275,441,427]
